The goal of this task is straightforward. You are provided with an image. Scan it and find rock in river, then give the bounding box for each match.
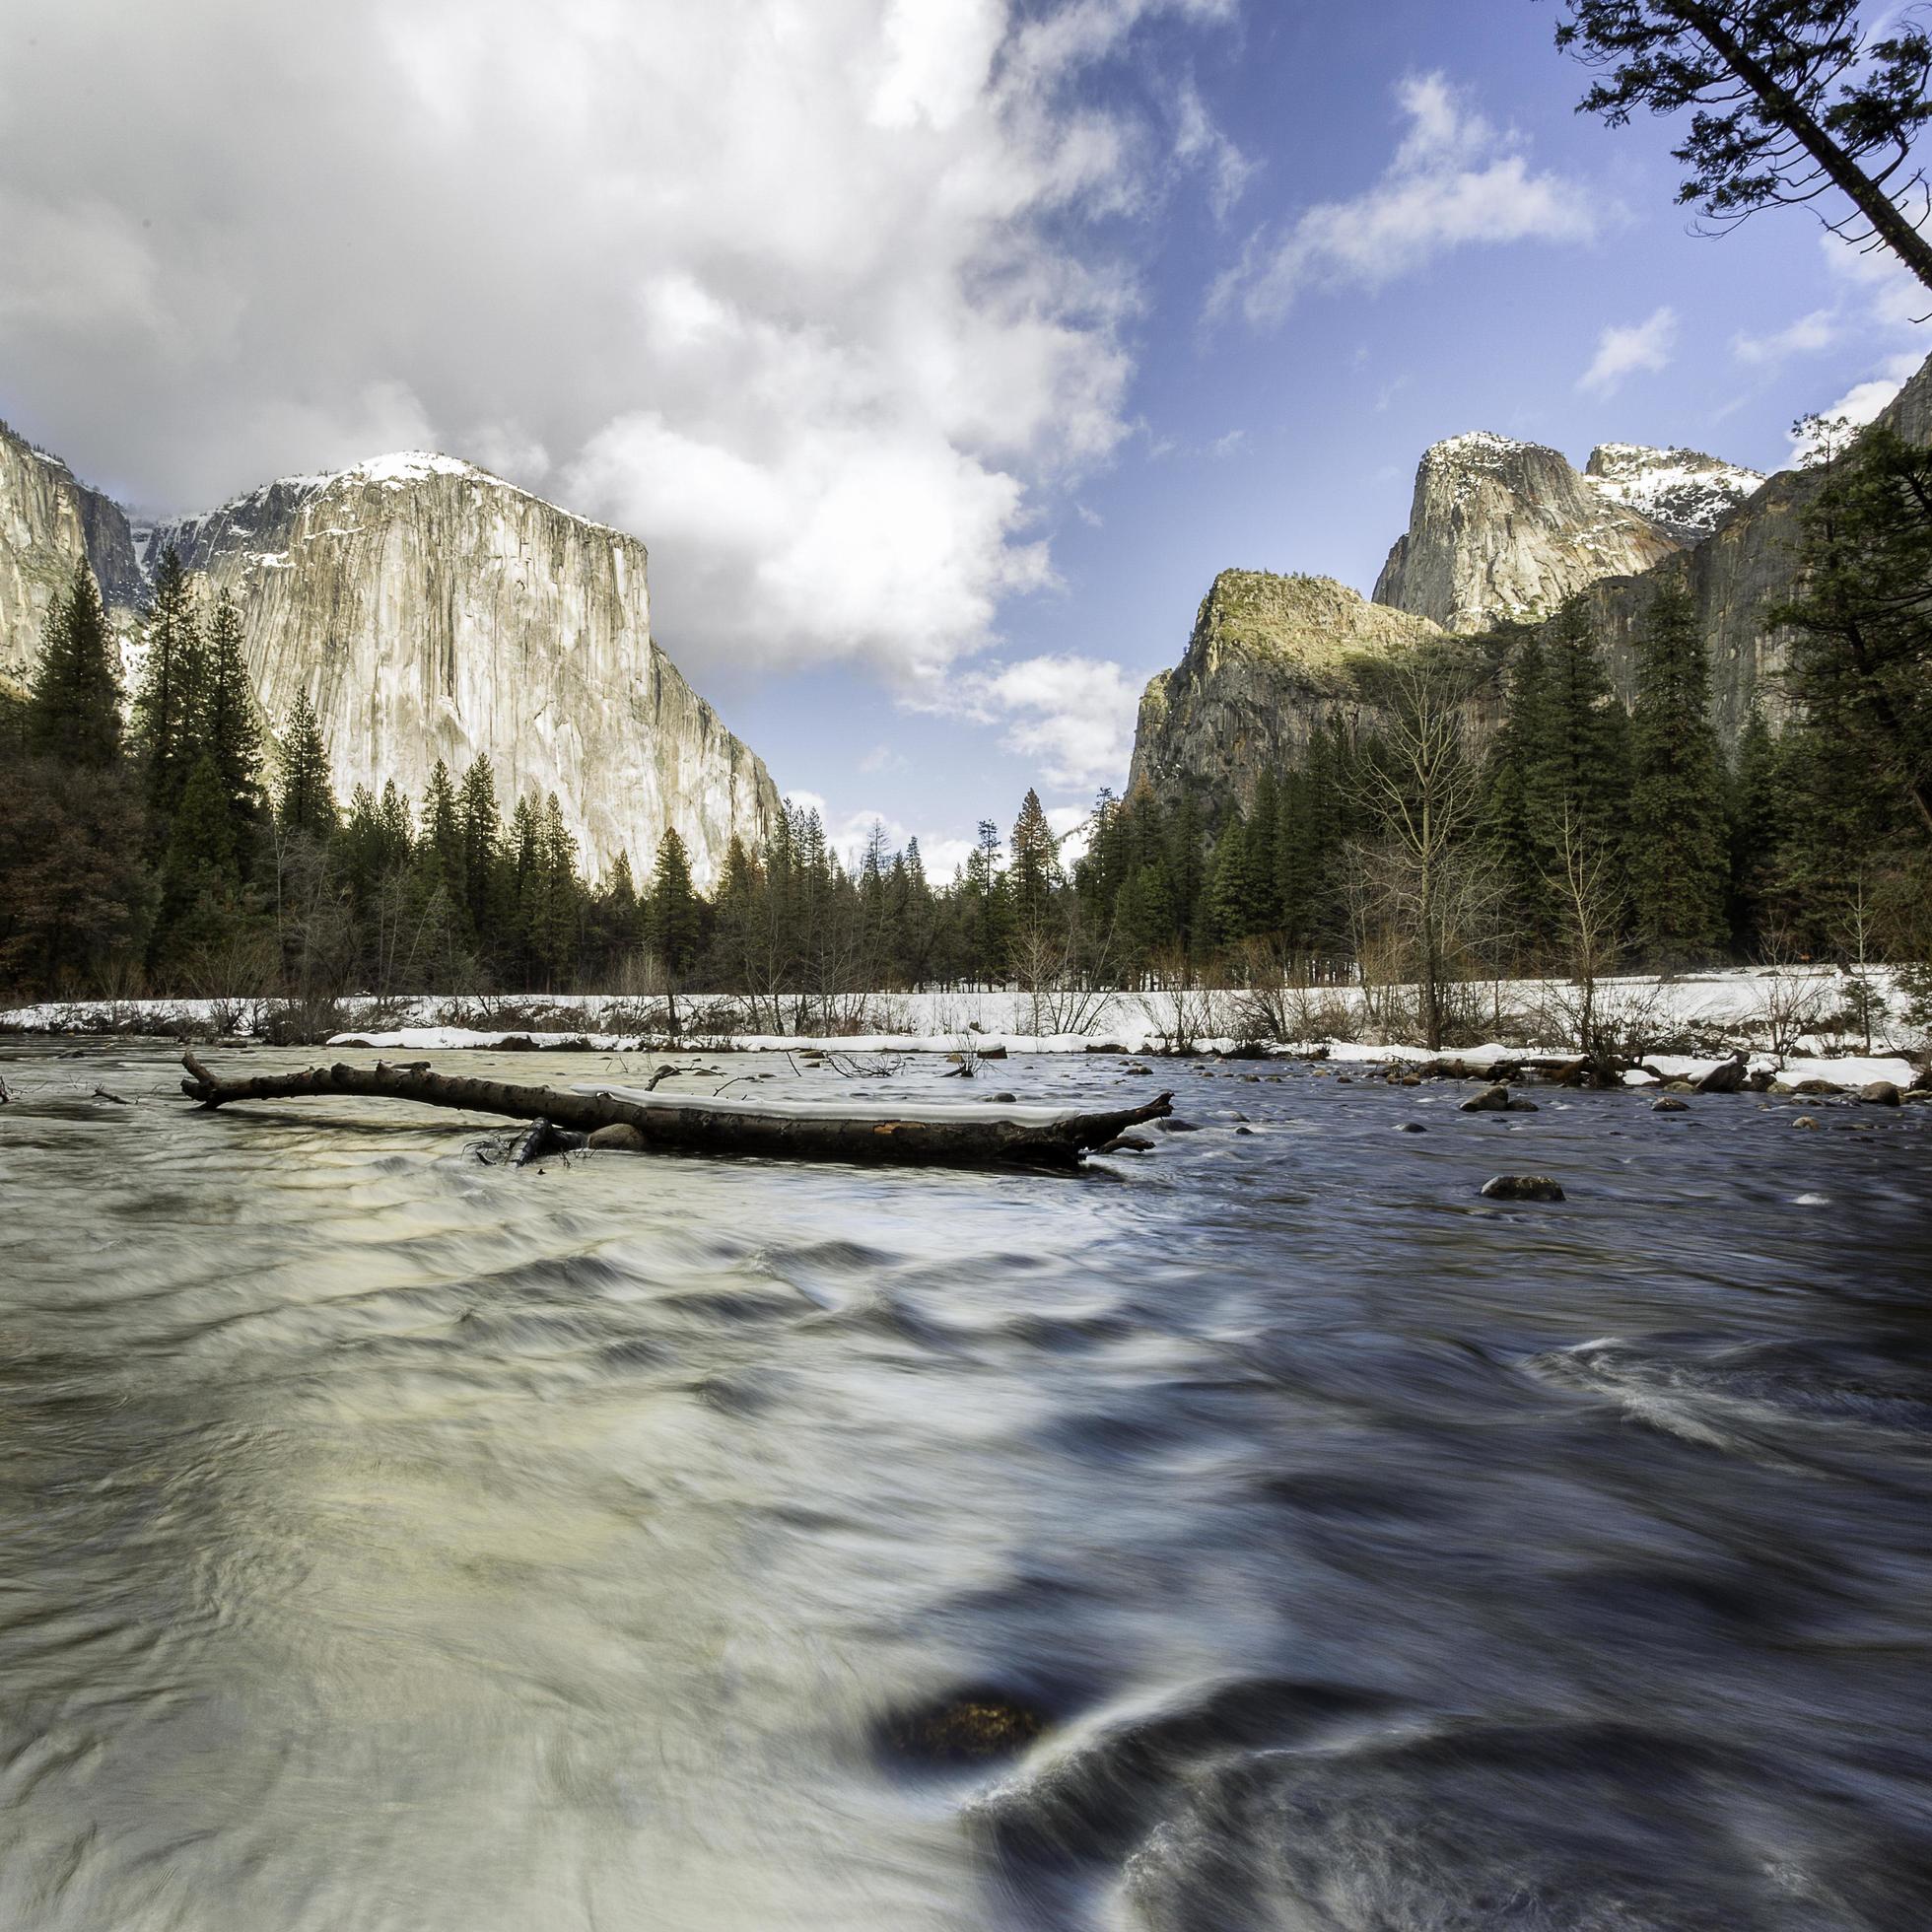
[1481,1174,1566,1203]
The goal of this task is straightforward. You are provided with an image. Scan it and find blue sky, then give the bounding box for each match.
[2,0,1923,878]
[724,0,1927,870]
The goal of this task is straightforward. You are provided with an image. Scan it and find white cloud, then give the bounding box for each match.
[1208,428,1248,458]
[949,652,1140,789]
[1214,72,1599,325]
[1173,75,1257,222]
[1731,309,1839,367]
[1791,350,1924,458]
[1578,307,1679,396]
[0,0,1233,688]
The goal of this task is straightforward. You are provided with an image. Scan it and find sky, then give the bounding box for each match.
[1,0,1926,877]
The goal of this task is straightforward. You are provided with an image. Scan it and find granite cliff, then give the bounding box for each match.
[0,439,778,886]
[0,422,141,686]
[1533,352,1932,744]
[1130,351,1928,809]
[1372,432,1760,633]
[1126,572,1451,813]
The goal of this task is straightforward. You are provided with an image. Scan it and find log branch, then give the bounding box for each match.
[179,1052,1173,1172]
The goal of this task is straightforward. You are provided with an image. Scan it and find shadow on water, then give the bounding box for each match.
[0,1040,1929,1929]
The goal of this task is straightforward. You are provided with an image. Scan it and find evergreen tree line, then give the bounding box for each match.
[2,424,1926,1029]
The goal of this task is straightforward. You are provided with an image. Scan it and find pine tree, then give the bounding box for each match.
[455,755,504,954]
[1772,423,1932,841]
[1726,706,1784,950]
[647,825,703,1008]
[1244,769,1283,935]
[1204,813,1259,948]
[963,818,1010,983]
[1534,597,1629,851]
[275,689,338,841]
[1626,583,1729,962]
[1481,635,1554,954]
[416,760,466,907]
[27,563,122,769]
[200,590,264,854]
[131,546,203,816]
[1008,788,1063,938]
[155,753,244,977]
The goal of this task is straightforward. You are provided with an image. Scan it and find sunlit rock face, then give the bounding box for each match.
[0,422,141,683]
[1372,431,1687,633]
[1542,351,1932,743]
[1127,570,1455,812]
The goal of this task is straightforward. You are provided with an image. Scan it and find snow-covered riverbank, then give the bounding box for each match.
[4,967,1921,1092]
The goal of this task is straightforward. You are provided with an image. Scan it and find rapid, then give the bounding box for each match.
[1,1040,1928,1931]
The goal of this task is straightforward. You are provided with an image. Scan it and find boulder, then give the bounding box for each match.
[1652,1097,1690,1114]
[1480,1174,1566,1202]
[1858,1081,1902,1107]
[586,1123,648,1152]
[1460,1084,1514,1113]
[1696,1057,1750,1094]
[1791,1116,1821,1131]
[1788,1077,1843,1096]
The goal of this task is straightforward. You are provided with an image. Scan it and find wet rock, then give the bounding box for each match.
[1099,1134,1154,1154]
[1791,1116,1821,1131]
[991,1092,1018,1104]
[586,1123,647,1151]
[1480,1174,1565,1202]
[1665,1079,1697,1094]
[1787,1077,1843,1096]
[1460,1084,1513,1113]
[1696,1057,1750,1094]
[1652,1097,1690,1114]
[1234,1126,1255,1137]
[1398,1122,1427,1134]
[1156,1119,1201,1133]
[1858,1081,1901,1107]
[878,1689,1048,1768]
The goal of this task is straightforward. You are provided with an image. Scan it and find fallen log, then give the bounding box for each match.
[179,1052,1174,1171]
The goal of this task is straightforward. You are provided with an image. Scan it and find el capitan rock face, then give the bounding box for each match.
[1127,571,1450,812]
[0,440,779,886]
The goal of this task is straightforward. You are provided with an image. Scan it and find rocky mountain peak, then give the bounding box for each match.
[1373,430,1688,633]
[1127,570,1445,811]
[1583,443,1763,541]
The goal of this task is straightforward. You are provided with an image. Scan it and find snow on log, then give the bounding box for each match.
[177,1052,1174,1171]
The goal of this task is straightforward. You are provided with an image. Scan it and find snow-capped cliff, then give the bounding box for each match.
[1583,444,1763,542]
[1372,432,1684,633]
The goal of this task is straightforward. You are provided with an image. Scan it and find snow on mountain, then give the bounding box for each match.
[1583,444,1764,542]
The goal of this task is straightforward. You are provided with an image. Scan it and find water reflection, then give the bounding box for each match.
[1,1042,1928,1929]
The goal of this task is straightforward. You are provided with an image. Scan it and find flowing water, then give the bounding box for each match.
[2,1040,1929,1931]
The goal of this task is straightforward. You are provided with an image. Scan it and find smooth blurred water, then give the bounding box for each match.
[1,1041,1929,1931]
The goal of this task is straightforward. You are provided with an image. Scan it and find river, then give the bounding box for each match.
[1,1040,1928,1930]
